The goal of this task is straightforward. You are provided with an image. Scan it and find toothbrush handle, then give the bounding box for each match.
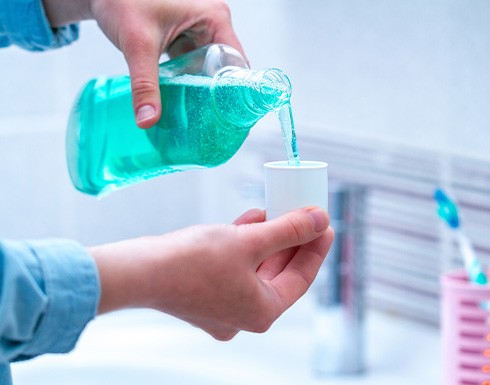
[457,232,487,285]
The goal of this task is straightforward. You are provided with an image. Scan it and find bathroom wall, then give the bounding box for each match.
[226,0,490,160]
[0,0,489,245]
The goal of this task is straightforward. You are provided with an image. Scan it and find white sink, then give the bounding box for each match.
[13,362,280,385]
[13,365,235,385]
[11,296,441,385]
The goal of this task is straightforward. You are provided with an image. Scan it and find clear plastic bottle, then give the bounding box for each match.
[66,44,292,196]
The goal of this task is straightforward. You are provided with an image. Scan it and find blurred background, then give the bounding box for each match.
[2,0,490,384]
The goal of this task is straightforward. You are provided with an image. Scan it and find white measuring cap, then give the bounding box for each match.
[264,160,328,220]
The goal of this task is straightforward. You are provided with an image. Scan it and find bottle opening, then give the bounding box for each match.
[254,68,292,110]
[210,66,293,127]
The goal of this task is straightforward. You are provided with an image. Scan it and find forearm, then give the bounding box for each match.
[42,0,93,27]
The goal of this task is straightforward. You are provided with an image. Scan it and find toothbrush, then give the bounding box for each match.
[434,188,488,285]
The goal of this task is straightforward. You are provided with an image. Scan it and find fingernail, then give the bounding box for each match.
[307,208,328,232]
[136,104,156,124]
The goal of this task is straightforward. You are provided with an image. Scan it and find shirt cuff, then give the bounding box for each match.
[2,0,79,51]
[21,239,100,357]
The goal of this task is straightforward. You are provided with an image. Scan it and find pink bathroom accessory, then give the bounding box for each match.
[442,269,490,385]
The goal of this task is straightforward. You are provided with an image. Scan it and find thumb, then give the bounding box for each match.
[124,40,162,129]
[246,207,330,266]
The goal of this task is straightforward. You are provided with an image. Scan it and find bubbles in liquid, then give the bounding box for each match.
[166,74,300,166]
[69,71,299,196]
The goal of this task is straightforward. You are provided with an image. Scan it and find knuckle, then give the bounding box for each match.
[205,0,230,12]
[248,313,275,334]
[212,330,236,342]
[244,300,277,334]
[286,216,309,242]
[130,77,159,101]
[122,28,154,56]
[200,0,231,26]
[215,0,231,17]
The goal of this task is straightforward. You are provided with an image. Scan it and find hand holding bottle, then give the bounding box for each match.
[90,207,334,340]
[42,0,246,128]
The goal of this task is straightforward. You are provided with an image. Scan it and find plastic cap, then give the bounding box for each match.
[264,161,328,220]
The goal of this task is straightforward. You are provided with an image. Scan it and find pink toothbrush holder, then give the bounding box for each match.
[442,269,490,385]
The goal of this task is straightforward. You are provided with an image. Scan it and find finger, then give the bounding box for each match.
[212,25,248,64]
[167,34,198,58]
[208,2,248,62]
[245,207,330,265]
[207,326,239,342]
[233,208,266,226]
[167,3,248,64]
[269,227,335,310]
[256,248,296,281]
[187,319,239,342]
[123,35,162,128]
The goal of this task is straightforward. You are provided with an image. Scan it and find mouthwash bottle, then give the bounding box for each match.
[66,44,293,196]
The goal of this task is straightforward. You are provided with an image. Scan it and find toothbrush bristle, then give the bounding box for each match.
[434,188,460,228]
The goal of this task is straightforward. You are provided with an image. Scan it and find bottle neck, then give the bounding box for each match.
[211,67,292,127]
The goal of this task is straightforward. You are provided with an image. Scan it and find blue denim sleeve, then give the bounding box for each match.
[0,0,79,50]
[0,239,100,384]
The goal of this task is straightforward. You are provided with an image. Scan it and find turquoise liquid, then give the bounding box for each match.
[278,104,300,165]
[67,74,294,196]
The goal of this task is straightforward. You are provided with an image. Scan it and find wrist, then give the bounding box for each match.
[89,239,154,314]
